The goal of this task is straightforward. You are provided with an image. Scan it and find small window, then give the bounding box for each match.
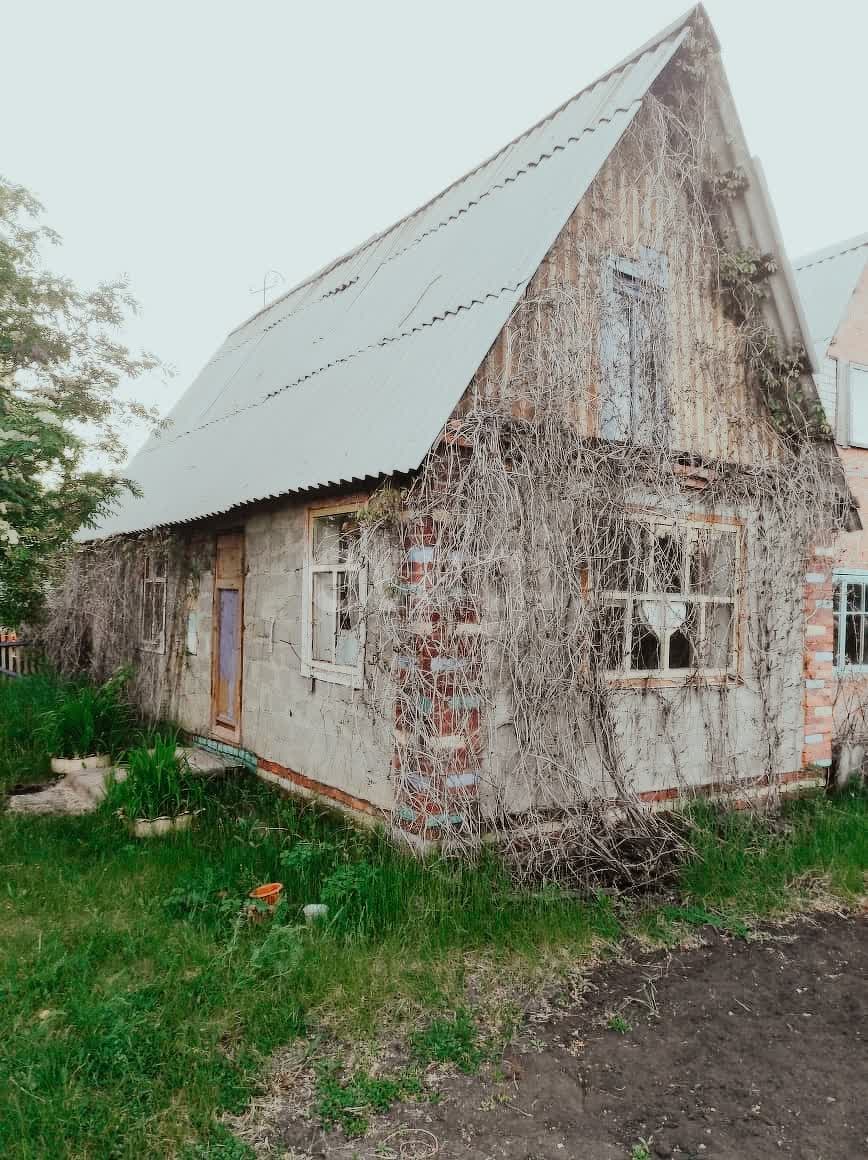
[597,517,739,678]
[302,503,367,686]
[848,365,868,447]
[833,571,868,670]
[600,250,669,444]
[141,554,167,653]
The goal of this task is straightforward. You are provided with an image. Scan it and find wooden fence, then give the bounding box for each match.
[0,629,35,678]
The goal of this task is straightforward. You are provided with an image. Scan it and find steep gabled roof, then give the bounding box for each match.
[794,232,868,364]
[91,5,813,537]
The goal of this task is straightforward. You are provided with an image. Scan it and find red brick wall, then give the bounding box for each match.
[392,512,484,841]
[802,548,835,770]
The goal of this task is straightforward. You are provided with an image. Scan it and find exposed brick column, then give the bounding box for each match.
[802,546,835,771]
[392,512,483,844]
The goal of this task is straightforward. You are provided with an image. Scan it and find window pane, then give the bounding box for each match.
[849,366,868,446]
[691,532,735,597]
[597,522,638,592]
[845,582,863,612]
[594,602,626,670]
[600,281,632,441]
[844,614,861,665]
[654,533,684,594]
[668,602,698,669]
[142,580,165,647]
[700,603,733,669]
[630,291,663,439]
[335,570,361,666]
[313,512,360,565]
[631,603,661,670]
[312,571,338,663]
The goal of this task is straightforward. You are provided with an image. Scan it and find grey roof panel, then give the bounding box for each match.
[91,23,693,537]
[794,232,868,364]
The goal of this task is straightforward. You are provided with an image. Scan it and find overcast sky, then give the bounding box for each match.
[4,0,866,456]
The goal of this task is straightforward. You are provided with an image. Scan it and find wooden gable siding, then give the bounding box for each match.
[455,118,784,467]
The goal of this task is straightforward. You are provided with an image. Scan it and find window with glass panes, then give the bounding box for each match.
[141,554,167,653]
[596,517,740,676]
[303,505,366,684]
[832,572,868,670]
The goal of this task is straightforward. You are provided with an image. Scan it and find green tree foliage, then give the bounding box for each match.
[0,176,161,625]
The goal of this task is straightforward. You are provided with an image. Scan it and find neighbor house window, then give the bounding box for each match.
[848,364,868,447]
[600,248,669,444]
[141,554,167,653]
[301,502,367,687]
[596,516,740,677]
[833,571,868,671]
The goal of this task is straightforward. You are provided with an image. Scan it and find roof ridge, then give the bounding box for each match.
[227,5,705,339]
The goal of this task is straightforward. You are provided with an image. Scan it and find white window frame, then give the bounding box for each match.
[599,514,741,681]
[301,499,367,689]
[847,362,868,448]
[141,554,167,654]
[832,569,868,673]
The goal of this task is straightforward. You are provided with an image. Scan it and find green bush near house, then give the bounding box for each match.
[106,736,206,821]
[35,669,134,759]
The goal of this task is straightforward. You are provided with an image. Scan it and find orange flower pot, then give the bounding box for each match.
[248,882,283,907]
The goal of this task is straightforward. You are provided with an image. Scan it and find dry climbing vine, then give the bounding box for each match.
[39,532,201,721]
[354,48,846,884]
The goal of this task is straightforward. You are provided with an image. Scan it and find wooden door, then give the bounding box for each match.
[211,531,244,741]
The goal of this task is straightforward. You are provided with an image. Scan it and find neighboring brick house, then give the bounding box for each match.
[794,233,868,779]
[59,5,845,843]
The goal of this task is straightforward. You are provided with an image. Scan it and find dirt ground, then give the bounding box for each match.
[246,913,867,1160]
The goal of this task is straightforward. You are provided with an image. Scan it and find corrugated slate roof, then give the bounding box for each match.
[794,232,868,365]
[90,13,696,537]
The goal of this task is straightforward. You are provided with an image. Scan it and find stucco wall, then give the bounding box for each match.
[483,498,805,816]
[168,498,394,811]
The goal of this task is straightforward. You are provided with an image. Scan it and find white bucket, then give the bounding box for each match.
[303,903,329,925]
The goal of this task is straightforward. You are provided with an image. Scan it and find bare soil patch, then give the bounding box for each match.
[263,913,866,1159]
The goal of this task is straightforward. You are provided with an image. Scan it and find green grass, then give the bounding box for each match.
[0,675,865,1158]
[314,1061,423,1137]
[607,1013,632,1034]
[0,673,62,791]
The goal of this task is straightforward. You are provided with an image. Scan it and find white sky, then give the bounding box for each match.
[3,0,866,456]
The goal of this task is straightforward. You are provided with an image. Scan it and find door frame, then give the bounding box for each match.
[210,530,245,743]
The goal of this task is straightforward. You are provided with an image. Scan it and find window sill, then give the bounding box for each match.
[301,660,364,690]
[607,671,742,690]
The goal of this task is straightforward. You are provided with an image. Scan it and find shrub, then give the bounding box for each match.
[37,670,133,758]
[107,736,205,820]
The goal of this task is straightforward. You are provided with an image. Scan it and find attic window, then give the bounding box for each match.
[596,516,740,678]
[301,502,367,688]
[141,554,167,654]
[600,249,669,443]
